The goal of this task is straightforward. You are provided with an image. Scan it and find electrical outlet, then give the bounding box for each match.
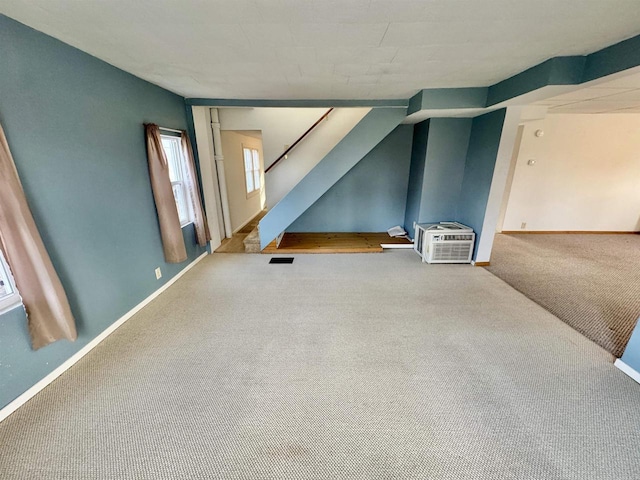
[521,222,527,229]
[155,267,162,280]
[413,221,416,229]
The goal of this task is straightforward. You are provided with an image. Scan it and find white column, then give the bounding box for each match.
[475,106,523,263]
[191,106,223,251]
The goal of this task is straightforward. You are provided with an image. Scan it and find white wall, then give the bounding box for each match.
[218,107,370,208]
[220,130,266,232]
[502,114,640,232]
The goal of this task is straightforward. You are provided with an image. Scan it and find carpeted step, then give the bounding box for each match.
[243,227,261,253]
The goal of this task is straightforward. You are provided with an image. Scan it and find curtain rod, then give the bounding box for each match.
[158,126,183,134]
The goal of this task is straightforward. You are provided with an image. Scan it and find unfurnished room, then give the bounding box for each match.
[1,2,640,479]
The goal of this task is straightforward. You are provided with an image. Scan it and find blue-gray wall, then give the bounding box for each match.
[403,118,472,235]
[418,118,472,224]
[0,15,205,409]
[403,120,430,234]
[457,109,506,257]
[288,125,413,232]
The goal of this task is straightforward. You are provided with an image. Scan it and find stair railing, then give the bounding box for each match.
[264,108,334,173]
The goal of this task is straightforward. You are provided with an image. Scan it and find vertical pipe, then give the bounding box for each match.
[210,108,233,239]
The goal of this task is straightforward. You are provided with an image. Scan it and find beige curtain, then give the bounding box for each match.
[180,132,211,247]
[0,123,77,349]
[145,124,187,263]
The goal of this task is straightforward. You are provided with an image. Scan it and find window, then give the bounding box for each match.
[243,147,262,197]
[160,135,193,226]
[0,250,21,314]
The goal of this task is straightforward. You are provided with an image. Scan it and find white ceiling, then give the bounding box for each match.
[534,72,640,113]
[2,1,640,100]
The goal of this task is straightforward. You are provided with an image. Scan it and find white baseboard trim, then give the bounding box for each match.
[0,252,209,424]
[380,243,414,249]
[614,359,640,384]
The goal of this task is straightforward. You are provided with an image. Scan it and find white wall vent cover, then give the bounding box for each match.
[414,222,475,264]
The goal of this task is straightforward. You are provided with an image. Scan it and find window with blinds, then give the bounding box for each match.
[160,135,193,226]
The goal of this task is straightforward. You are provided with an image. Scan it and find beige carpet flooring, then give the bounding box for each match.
[1,251,639,479]
[486,234,640,357]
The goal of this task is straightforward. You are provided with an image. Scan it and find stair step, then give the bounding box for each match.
[243,228,261,253]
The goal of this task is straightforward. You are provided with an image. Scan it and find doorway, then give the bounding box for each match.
[488,101,640,356]
[215,130,266,253]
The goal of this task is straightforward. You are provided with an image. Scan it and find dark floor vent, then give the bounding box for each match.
[269,257,294,264]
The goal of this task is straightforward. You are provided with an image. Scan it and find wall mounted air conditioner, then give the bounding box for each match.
[414,222,475,264]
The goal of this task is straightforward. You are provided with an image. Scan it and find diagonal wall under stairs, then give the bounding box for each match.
[258,107,408,249]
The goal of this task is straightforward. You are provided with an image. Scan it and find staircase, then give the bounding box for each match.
[258,107,408,250]
[242,227,261,253]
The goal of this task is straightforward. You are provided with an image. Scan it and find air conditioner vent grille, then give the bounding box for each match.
[432,243,472,261]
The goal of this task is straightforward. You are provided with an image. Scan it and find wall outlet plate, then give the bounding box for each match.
[521,222,527,229]
[155,267,162,280]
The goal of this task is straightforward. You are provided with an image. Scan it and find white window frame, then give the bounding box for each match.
[0,250,22,315]
[242,146,262,198]
[160,134,194,227]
